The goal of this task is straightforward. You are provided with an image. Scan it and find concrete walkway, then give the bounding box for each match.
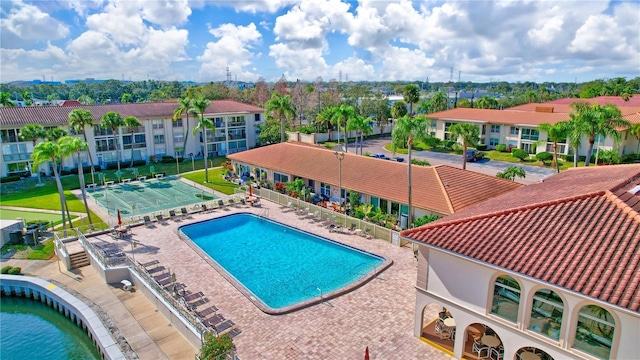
[0,258,197,360]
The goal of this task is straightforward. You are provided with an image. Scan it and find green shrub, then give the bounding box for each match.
[411,159,431,166]
[511,148,529,161]
[0,175,22,183]
[7,267,21,275]
[535,152,553,164]
[476,143,488,151]
[495,144,508,152]
[1,266,12,274]
[413,214,441,227]
[199,333,234,360]
[423,137,442,149]
[299,125,316,134]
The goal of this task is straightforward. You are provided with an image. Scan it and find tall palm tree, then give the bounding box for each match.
[331,105,357,152]
[190,97,213,182]
[19,124,46,185]
[391,115,429,229]
[430,90,449,112]
[347,115,372,155]
[403,84,420,116]
[122,116,142,167]
[68,109,96,171]
[572,102,629,166]
[537,122,569,173]
[100,111,125,172]
[173,97,193,154]
[0,92,15,106]
[630,123,640,153]
[58,136,93,227]
[31,141,71,230]
[265,93,296,143]
[391,101,408,119]
[315,107,336,139]
[45,127,68,142]
[448,123,480,170]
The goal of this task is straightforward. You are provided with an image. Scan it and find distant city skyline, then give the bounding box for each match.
[1,0,639,84]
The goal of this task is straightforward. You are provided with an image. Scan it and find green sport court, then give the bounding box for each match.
[0,208,75,225]
[88,177,218,217]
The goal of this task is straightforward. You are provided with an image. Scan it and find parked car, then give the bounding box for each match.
[388,157,405,162]
[370,153,389,160]
[465,149,484,162]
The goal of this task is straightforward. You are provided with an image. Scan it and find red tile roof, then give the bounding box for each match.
[402,164,640,312]
[0,100,263,127]
[546,95,640,107]
[228,142,522,215]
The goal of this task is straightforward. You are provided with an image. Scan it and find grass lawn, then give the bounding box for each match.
[1,239,55,260]
[0,208,75,227]
[181,167,241,195]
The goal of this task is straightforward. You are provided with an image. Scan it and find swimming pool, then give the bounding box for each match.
[179,213,390,314]
[89,177,217,217]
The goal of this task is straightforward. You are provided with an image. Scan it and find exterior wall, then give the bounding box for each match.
[0,109,264,177]
[413,245,640,360]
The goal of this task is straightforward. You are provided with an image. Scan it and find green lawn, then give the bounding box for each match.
[181,167,241,195]
[0,208,75,226]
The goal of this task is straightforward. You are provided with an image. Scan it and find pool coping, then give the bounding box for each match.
[176,212,393,315]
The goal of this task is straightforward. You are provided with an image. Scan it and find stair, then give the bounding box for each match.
[69,251,90,269]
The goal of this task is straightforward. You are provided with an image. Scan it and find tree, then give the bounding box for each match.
[537,122,569,173]
[535,151,553,165]
[390,101,407,119]
[496,166,526,181]
[68,109,96,171]
[265,93,296,143]
[198,333,234,360]
[45,127,69,142]
[430,90,449,112]
[511,148,529,161]
[448,123,480,169]
[121,93,132,103]
[0,92,15,106]
[330,105,357,152]
[315,107,336,138]
[347,115,372,155]
[173,97,193,155]
[630,123,640,153]
[19,124,46,184]
[123,116,142,167]
[20,90,33,106]
[391,115,430,228]
[101,111,125,172]
[257,119,286,145]
[190,97,213,182]
[476,95,499,109]
[403,84,420,116]
[58,136,93,227]
[31,141,72,230]
[571,102,629,166]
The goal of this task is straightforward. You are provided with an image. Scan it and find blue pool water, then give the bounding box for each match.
[180,213,385,310]
[0,297,101,360]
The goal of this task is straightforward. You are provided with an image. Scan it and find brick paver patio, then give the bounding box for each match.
[90,199,451,359]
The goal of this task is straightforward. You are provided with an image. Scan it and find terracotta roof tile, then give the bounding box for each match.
[0,100,263,127]
[401,164,640,312]
[228,142,522,215]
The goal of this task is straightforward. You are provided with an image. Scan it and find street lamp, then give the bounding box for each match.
[334,151,344,223]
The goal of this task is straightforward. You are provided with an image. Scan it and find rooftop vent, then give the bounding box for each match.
[628,184,640,195]
[535,106,554,113]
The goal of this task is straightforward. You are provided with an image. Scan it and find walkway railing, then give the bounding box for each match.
[248,187,404,245]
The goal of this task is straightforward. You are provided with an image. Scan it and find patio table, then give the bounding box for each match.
[519,352,541,360]
[481,335,501,348]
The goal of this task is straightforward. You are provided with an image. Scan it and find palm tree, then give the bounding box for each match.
[45,127,68,142]
[173,97,193,154]
[31,141,71,230]
[315,107,336,139]
[68,109,96,171]
[347,115,372,155]
[630,123,640,153]
[496,166,526,181]
[331,105,357,152]
[391,115,429,228]
[265,93,296,143]
[537,122,569,173]
[476,95,498,109]
[0,92,15,106]
[100,111,125,172]
[190,97,213,182]
[19,124,46,185]
[58,136,93,227]
[571,102,629,166]
[122,116,142,167]
[448,123,480,170]
[403,84,421,116]
[391,101,408,119]
[430,90,449,112]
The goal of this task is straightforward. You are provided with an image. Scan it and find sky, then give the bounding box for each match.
[1,0,639,84]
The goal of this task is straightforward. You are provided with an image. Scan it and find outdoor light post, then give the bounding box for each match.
[190,153,194,171]
[334,150,345,222]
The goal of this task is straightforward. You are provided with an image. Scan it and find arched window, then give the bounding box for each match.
[491,275,520,323]
[573,305,615,359]
[528,289,563,340]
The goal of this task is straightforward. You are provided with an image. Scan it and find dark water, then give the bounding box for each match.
[0,296,102,360]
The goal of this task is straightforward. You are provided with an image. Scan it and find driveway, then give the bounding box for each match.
[351,137,556,185]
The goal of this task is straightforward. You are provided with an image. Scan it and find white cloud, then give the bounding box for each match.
[197,23,262,81]
[140,0,192,28]
[0,1,69,47]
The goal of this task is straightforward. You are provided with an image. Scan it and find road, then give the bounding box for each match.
[348,137,556,185]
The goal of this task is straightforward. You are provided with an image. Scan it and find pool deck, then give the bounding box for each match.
[4,198,452,359]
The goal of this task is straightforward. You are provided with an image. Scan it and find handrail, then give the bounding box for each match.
[257,208,269,218]
[350,262,376,277]
[303,284,323,300]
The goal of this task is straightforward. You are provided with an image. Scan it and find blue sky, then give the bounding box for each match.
[1,0,639,84]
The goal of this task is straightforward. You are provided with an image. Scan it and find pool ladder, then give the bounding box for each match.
[304,285,323,300]
[351,262,377,276]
